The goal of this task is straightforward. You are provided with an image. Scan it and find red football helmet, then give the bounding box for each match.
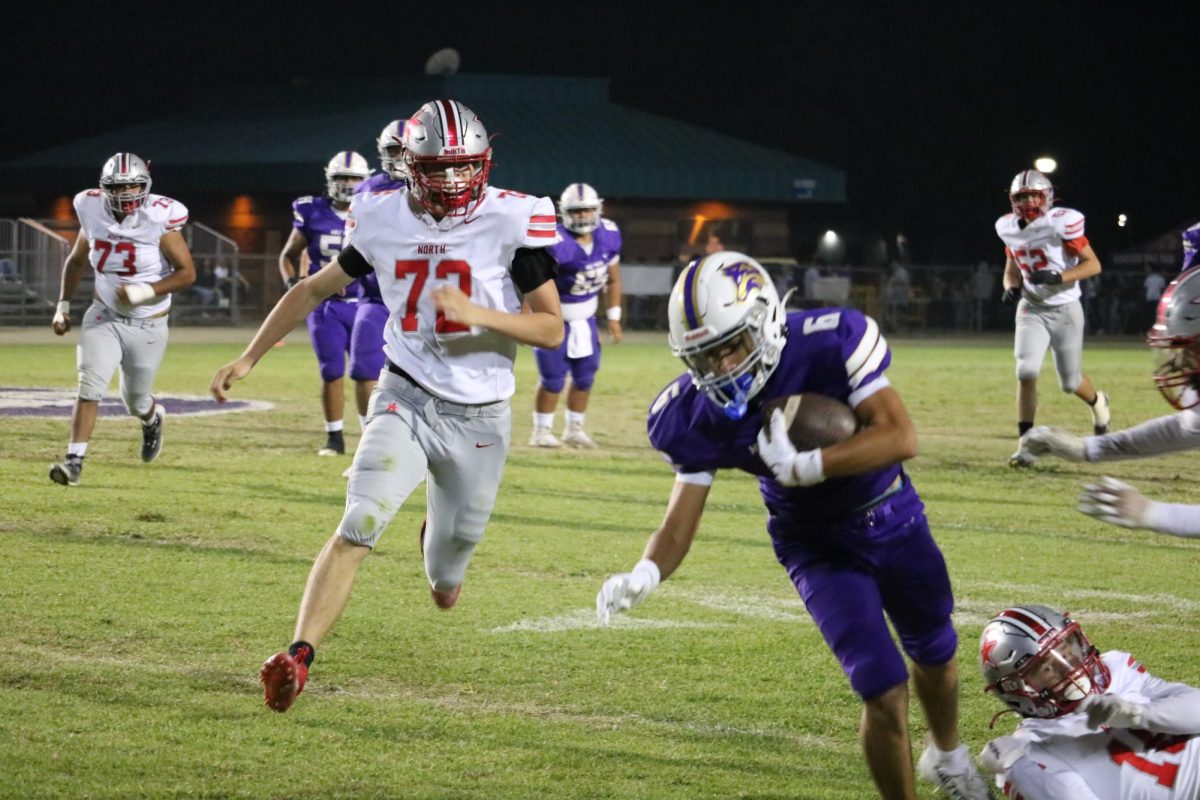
[1148,267,1200,409]
[402,100,492,218]
[1009,169,1055,223]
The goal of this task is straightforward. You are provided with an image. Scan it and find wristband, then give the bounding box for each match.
[606,306,622,322]
[124,283,156,305]
[56,301,71,315]
[632,558,661,592]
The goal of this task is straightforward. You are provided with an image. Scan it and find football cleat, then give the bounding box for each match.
[259,649,309,713]
[1091,390,1111,435]
[528,426,563,448]
[917,743,996,800]
[141,404,165,463]
[318,430,345,456]
[561,423,597,450]
[418,516,461,609]
[1008,446,1037,468]
[49,455,83,486]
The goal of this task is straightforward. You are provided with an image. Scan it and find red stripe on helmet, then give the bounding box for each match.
[439,99,459,147]
[999,608,1048,635]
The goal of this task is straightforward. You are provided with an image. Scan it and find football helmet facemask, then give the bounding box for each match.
[402,99,492,218]
[1009,169,1055,223]
[377,120,408,181]
[667,252,787,420]
[559,183,603,235]
[1148,266,1200,409]
[324,151,370,204]
[99,152,152,217]
[980,605,1110,719]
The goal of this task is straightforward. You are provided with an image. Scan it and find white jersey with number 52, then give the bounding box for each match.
[995,206,1088,306]
[344,185,557,404]
[74,189,188,318]
[1002,651,1200,800]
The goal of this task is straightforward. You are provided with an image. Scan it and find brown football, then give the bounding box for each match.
[761,394,858,451]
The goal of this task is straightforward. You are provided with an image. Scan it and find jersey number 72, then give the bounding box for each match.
[395,259,472,334]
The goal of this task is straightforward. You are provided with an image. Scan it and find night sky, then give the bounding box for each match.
[5,2,1196,261]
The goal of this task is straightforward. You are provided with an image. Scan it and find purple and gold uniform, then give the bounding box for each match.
[292,195,360,382]
[534,218,621,392]
[348,175,405,380]
[647,308,957,700]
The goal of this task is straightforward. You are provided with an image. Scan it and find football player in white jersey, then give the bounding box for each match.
[1014,267,1200,538]
[997,170,1111,468]
[210,99,563,713]
[978,605,1200,800]
[49,152,196,486]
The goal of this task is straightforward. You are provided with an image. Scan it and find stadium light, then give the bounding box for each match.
[822,230,839,245]
[1034,156,1057,173]
[1118,214,1128,228]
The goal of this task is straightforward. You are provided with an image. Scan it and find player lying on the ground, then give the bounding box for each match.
[979,604,1200,799]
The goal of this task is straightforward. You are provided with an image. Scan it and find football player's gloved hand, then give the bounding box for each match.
[1001,286,1022,305]
[1080,693,1146,730]
[118,282,157,306]
[51,300,72,335]
[755,409,825,488]
[1078,476,1155,529]
[979,735,1029,774]
[1028,270,1063,286]
[596,559,660,625]
[1021,426,1087,462]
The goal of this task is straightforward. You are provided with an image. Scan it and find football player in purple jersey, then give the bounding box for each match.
[529,183,623,449]
[596,252,992,800]
[279,151,371,456]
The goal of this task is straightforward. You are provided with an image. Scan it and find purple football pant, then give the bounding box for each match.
[350,301,387,381]
[769,481,957,700]
[306,298,357,382]
[534,317,601,393]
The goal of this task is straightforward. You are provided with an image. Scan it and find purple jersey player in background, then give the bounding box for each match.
[529,183,623,449]
[1182,221,1200,272]
[595,252,993,800]
[278,151,371,457]
[346,119,410,432]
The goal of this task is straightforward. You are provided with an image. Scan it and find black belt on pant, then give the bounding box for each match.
[386,360,504,410]
[387,360,417,384]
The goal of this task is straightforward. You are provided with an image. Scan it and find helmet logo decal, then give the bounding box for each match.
[720,262,763,304]
[980,637,998,666]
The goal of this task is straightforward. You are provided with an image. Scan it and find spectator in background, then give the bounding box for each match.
[191,262,222,308]
[884,260,911,333]
[213,263,248,305]
[1143,262,1166,330]
[1082,271,1103,334]
[971,262,995,332]
[704,230,725,255]
[803,264,821,302]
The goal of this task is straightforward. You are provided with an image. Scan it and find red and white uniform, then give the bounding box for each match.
[344,184,556,403]
[996,207,1088,306]
[999,652,1200,800]
[74,189,188,318]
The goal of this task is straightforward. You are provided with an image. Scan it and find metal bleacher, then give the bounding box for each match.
[0,217,241,325]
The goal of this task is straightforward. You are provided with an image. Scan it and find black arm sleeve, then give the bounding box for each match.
[337,245,373,278]
[511,247,558,294]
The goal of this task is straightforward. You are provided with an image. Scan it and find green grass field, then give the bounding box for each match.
[2,328,1198,799]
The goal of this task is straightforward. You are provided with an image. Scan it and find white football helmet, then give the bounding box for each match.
[324,151,370,204]
[559,183,603,235]
[99,152,152,216]
[376,119,408,181]
[668,252,787,420]
[1148,266,1200,409]
[980,605,1110,719]
[1009,169,1055,223]
[402,99,492,217]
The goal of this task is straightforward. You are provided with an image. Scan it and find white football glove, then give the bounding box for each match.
[121,282,157,306]
[755,409,825,488]
[1080,693,1146,730]
[1079,476,1154,529]
[979,735,1029,774]
[1021,426,1087,462]
[596,559,661,626]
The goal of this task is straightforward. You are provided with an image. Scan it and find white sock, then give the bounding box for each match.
[566,410,586,428]
[68,442,88,458]
[325,420,344,433]
[534,412,555,430]
[930,742,970,771]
